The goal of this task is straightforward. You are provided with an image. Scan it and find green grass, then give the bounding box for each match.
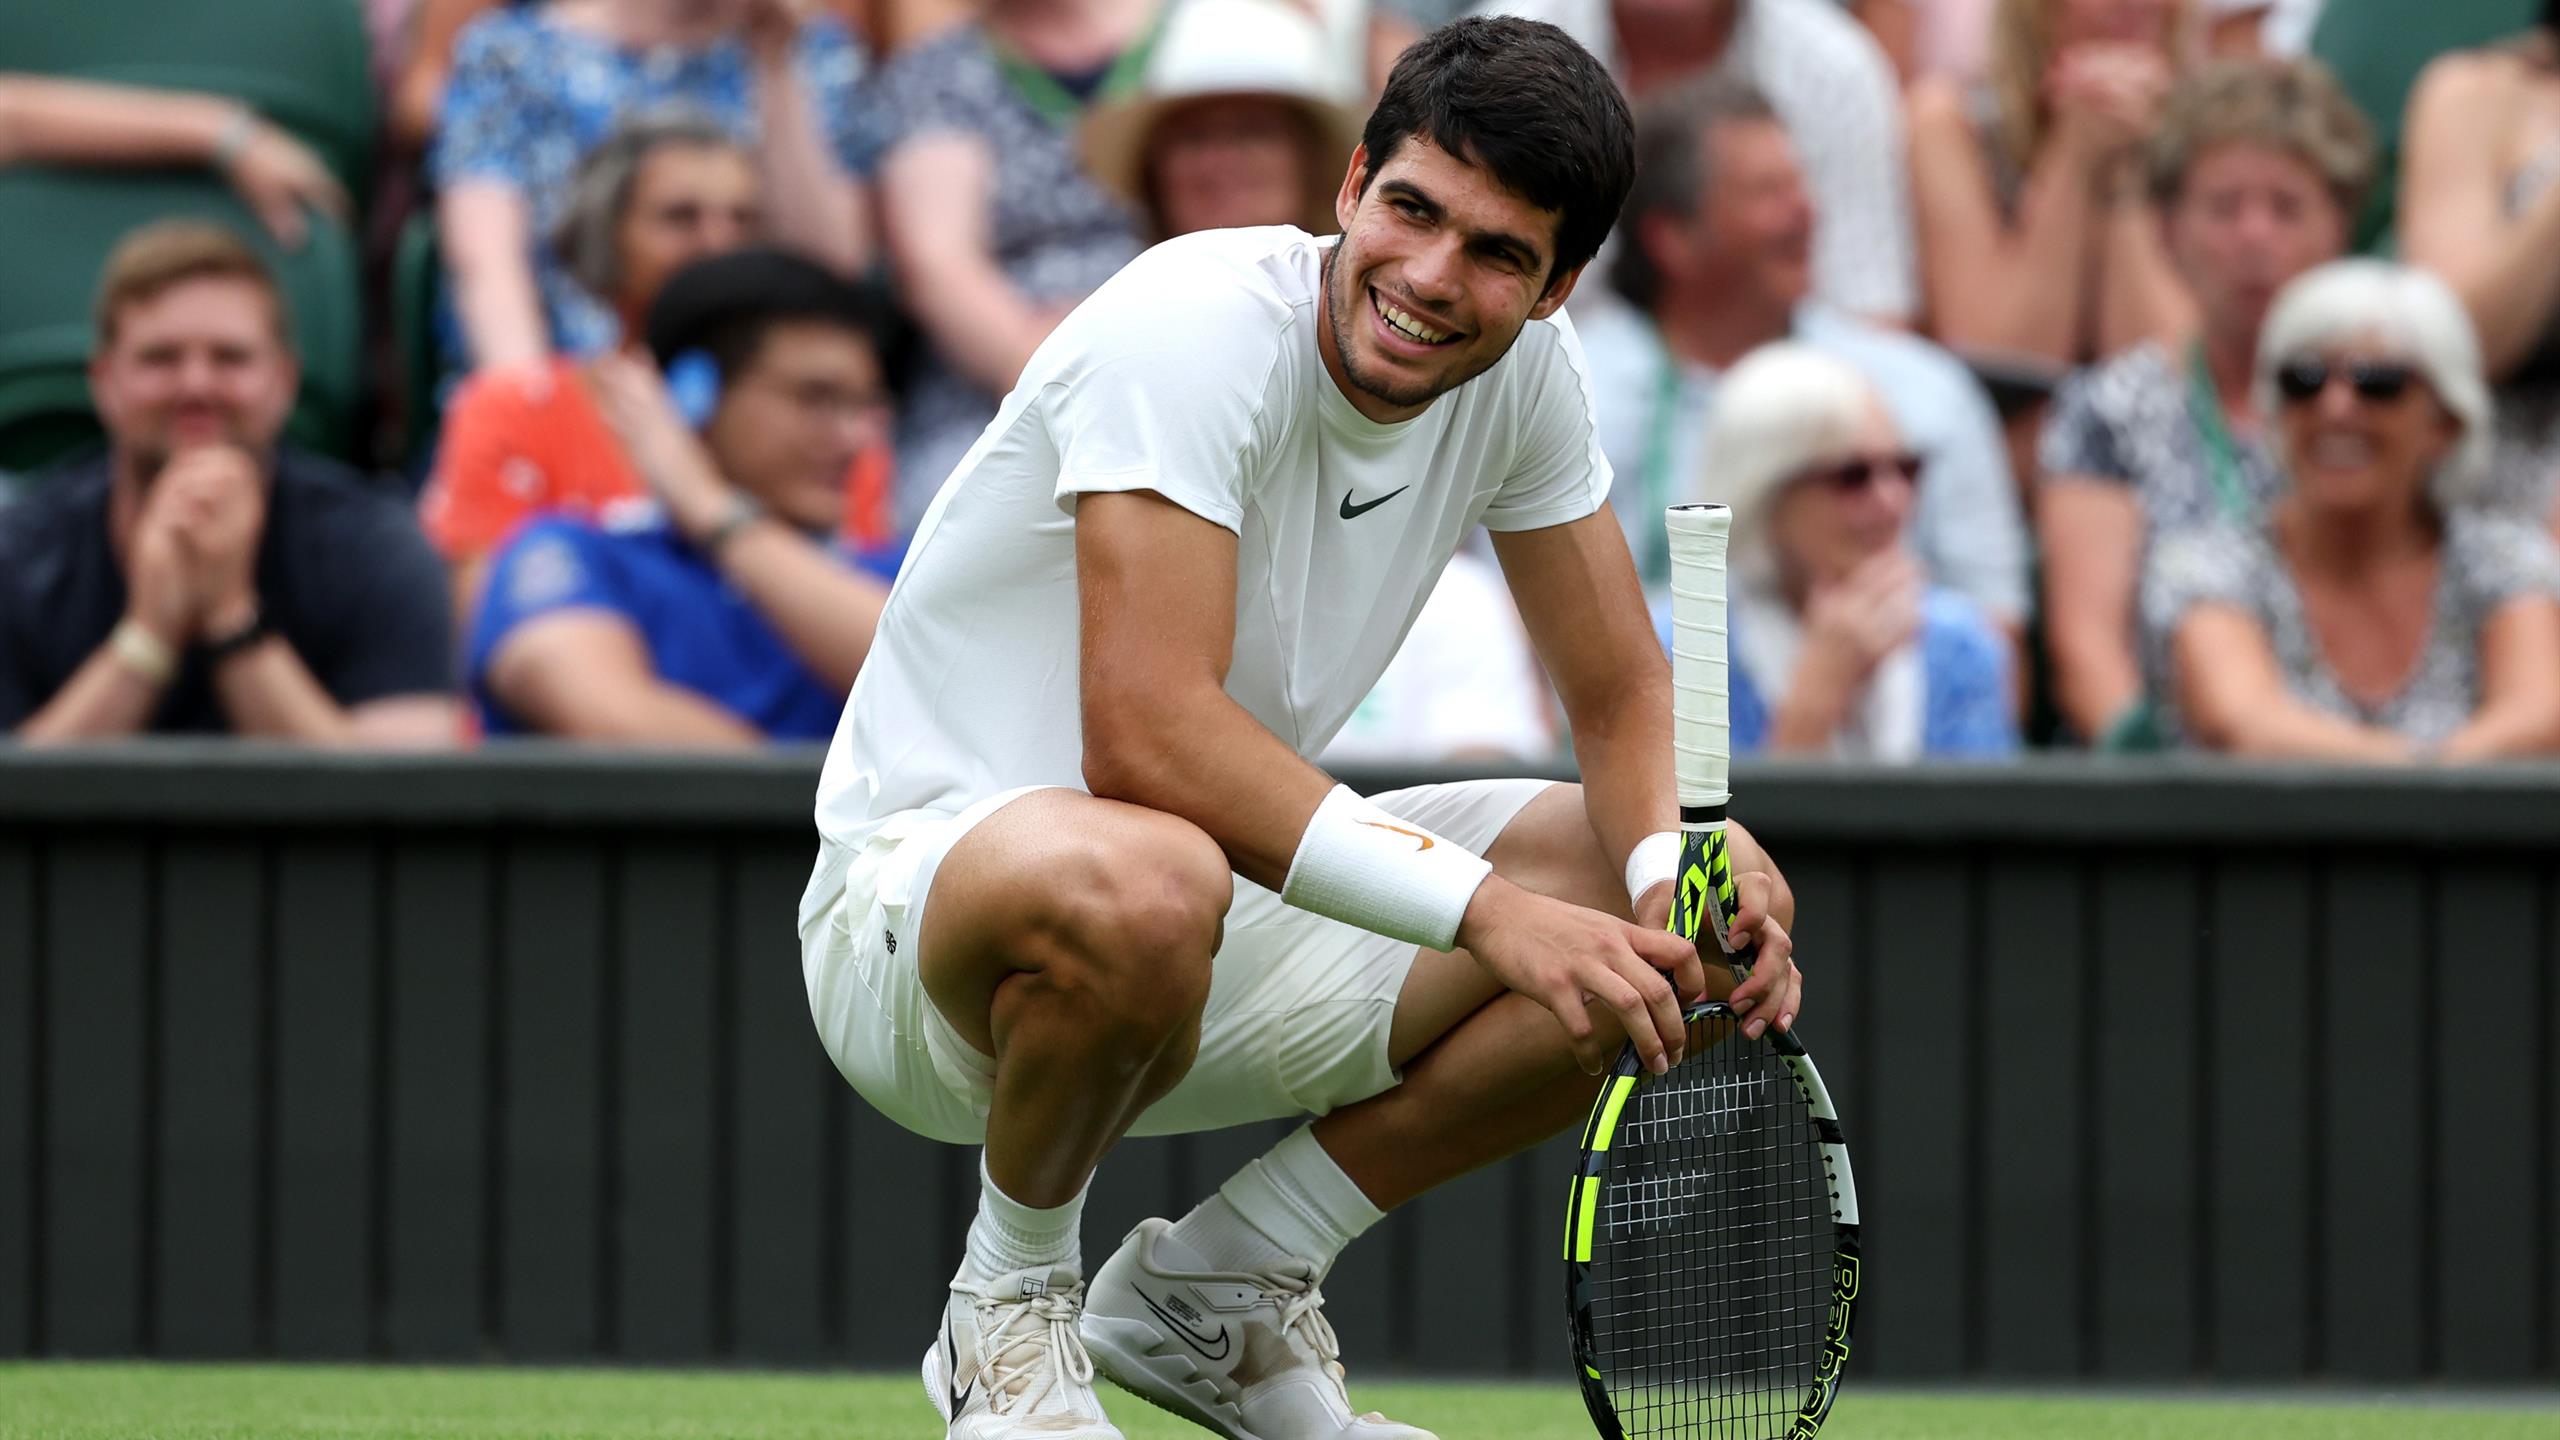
[3,1363,2557,1440]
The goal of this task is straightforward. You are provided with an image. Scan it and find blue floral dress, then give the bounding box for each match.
[431,5,882,359]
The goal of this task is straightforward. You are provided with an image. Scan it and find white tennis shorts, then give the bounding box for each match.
[798,778,1553,1145]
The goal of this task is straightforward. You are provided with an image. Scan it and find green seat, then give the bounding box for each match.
[0,0,376,199]
[2307,0,2537,252]
[0,168,363,475]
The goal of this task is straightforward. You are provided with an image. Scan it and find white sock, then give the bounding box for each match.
[960,1152,1086,1285]
[1168,1125,1384,1277]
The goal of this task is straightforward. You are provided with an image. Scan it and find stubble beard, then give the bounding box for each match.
[1322,244,1488,412]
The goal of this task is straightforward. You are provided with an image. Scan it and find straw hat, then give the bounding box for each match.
[1081,0,1367,235]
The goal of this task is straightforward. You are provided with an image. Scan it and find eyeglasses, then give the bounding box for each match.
[2274,357,2418,406]
[1793,452,1924,493]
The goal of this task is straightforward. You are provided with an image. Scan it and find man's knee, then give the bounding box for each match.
[1026,814,1227,1041]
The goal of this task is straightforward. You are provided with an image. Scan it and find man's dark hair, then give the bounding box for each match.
[1611,74,1781,313]
[1360,16,1635,286]
[643,246,899,384]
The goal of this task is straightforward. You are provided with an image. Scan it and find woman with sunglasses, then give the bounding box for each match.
[1685,343,2018,760]
[2147,260,2560,761]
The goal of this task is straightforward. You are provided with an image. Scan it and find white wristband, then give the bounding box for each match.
[1280,785,1493,951]
[1624,831,1680,905]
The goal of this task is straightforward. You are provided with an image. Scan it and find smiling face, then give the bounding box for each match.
[703,320,887,533]
[1767,399,1916,587]
[88,275,298,475]
[1319,136,1579,422]
[2274,335,2458,517]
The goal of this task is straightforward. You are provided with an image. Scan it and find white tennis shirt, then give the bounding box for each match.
[812,225,1611,847]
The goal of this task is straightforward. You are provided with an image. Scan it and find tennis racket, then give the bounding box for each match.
[1563,503,1862,1440]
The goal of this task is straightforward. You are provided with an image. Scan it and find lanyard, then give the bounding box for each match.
[989,8,1166,130]
[1635,337,1685,584]
[2185,340,2256,524]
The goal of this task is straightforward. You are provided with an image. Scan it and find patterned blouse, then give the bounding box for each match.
[2143,509,2560,745]
[431,5,881,359]
[869,22,1145,535]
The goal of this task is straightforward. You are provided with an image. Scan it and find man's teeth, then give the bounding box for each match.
[1379,297,1451,344]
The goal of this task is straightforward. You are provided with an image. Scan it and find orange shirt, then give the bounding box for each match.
[418,358,896,561]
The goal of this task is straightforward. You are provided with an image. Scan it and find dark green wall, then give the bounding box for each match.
[3,747,2554,1379]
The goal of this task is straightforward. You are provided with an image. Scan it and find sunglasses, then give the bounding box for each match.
[2274,357,2418,406]
[1794,452,1924,493]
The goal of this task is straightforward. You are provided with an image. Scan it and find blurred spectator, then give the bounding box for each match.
[391,0,507,156]
[1686,343,2018,759]
[1080,0,1364,241]
[0,222,457,745]
[2039,56,2369,747]
[1321,551,1560,765]
[2148,260,2560,760]
[418,114,901,624]
[1852,0,1995,87]
[1908,0,2194,364]
[1582,75,2027,638]
[2399,4,2560,527]
[871,0,1154,533]
[0,74,350,248]
[432,0,878,371]
[468,249,893,743]
[1470,0,1915,325]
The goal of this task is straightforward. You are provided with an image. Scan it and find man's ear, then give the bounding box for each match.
[1334,142,1372,235]
[1530,261,1586,321]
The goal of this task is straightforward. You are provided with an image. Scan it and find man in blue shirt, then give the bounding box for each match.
[468,249,896,742]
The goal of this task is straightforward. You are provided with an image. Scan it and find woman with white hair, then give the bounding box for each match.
[1687,343,2018,760]
[2148,259,2560,759]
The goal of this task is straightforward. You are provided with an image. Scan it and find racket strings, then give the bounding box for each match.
[1586,1025,1831,1438]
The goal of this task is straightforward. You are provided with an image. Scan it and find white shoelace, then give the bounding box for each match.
[974,1291,1096,1416]
[1273,1283,1350,1387]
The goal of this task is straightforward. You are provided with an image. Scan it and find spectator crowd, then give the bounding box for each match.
[6,0,2560,767]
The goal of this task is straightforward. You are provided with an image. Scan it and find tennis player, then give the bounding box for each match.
[799,17,1804,1439]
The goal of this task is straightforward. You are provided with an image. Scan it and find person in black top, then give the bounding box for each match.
[0,220,457,743]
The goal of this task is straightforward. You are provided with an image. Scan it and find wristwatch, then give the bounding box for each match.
[201,602,274,663]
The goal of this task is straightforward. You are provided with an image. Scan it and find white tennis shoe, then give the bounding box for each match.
[1082,1219,1435,1440]
[923,1262,1125,1439]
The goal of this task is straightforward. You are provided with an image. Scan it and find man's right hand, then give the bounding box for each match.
[1456,876,1704,1078]
[124,480,199,650]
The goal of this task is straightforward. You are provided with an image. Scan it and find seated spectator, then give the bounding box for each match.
[418,114,894,622]
[432,0,877,370]
[872,0,1154,533]
[1321,551,1559,765]
[468,249,893,743]
[1690,343,2018,759]
[1079,0,1363,242]
[2040,56,2369,747]
[0,222,457,744]
[1907,0,2194,363]
[0,74,349,247]
[1475,0,1915,325]
[2399,6,2560,526]
[2148,260,2560,760]
[1580,75,2027,639]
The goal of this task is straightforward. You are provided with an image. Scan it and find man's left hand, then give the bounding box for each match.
[1721,870,1801,1041]
[159,446,267,637]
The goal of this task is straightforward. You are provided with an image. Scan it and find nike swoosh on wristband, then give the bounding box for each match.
[1339,486,1410,519]
[1356,819,1433,851]
[1136,1288,1233,1361]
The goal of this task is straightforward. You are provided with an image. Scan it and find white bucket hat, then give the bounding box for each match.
[1080,0,1368,234]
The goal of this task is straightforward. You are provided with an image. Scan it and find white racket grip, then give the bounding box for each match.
[1665,504,1732,811]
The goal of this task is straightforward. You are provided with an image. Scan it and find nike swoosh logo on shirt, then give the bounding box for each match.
[1339,486,1410,519]
[1136,1289,1234,1361]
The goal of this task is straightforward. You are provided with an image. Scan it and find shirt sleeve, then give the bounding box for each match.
[2037,365,2133,485]
[794,18,886,176]
[1480,314,1612,532]
[1788,19,1915,319]
[1908,357,2028,621]
[416,368,548,560]
[428,10,540,190]
[2140,523,2259,645]
[1041,271,1289,534]
[465,518,628,694]
[2449,509,2560,615]
[307,496,459,705]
